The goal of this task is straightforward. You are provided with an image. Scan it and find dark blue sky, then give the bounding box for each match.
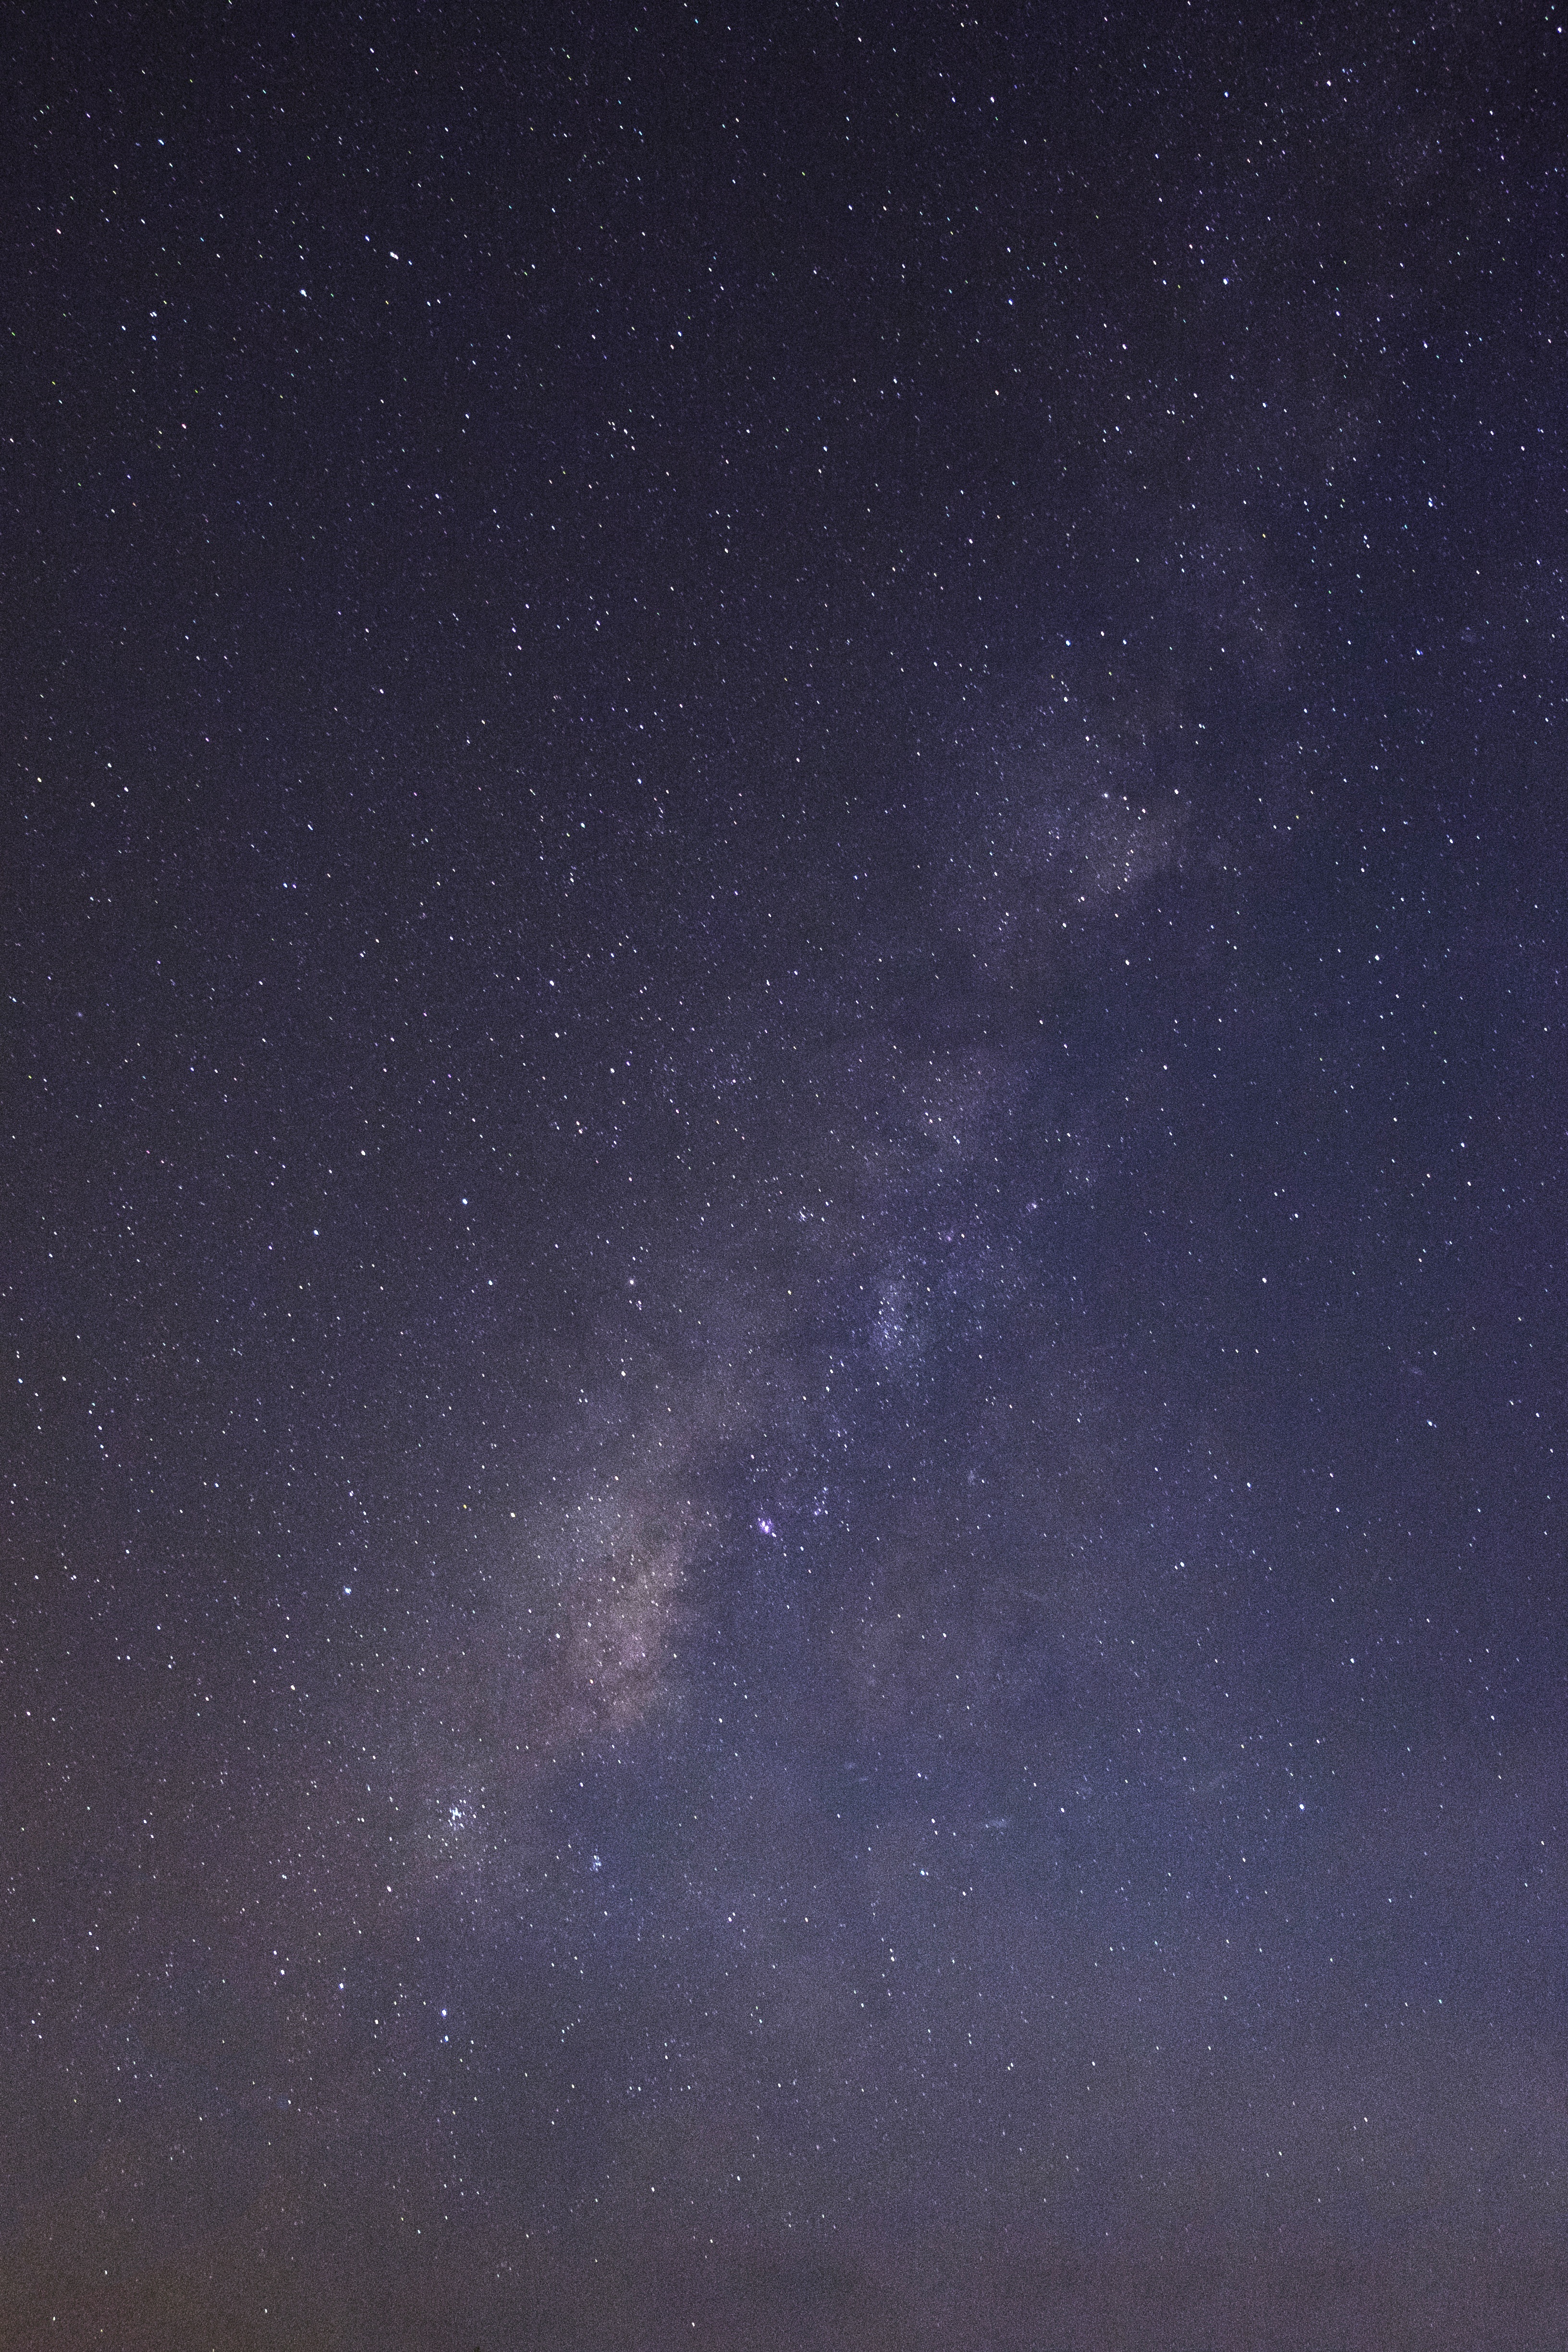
[4,4,1566,2345]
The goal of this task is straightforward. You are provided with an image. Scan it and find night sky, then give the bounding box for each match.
[5,4,1568,2346]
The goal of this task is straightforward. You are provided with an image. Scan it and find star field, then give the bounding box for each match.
[4,4,1568,2346]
